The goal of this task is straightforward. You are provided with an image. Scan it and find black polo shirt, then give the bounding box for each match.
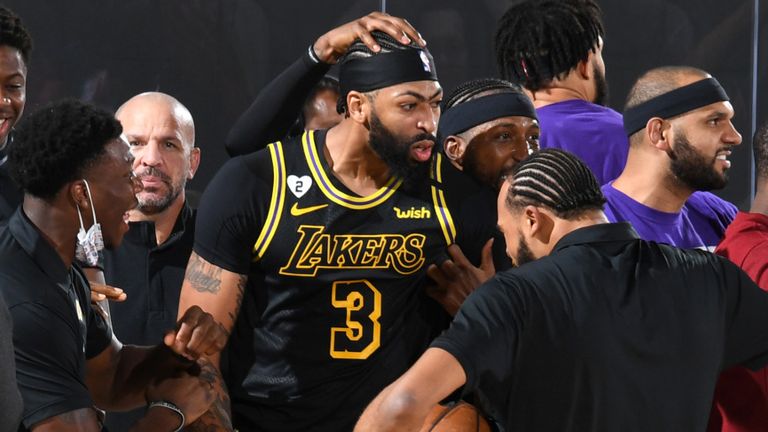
[432,222,768,432]
[103,202,195,346]
[0,161,22,224]
[101,203,195,432]
[0,292,22,431]
[0,208,112,429]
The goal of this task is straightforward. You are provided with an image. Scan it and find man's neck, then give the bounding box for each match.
[128,194,185,245]
[529,76,591,108]
[751,184,768,215]
[611,152,693,213]
[22,196,78,269]
[324,122,392,196]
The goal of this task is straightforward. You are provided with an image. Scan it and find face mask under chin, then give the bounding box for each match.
[75,179,104,266]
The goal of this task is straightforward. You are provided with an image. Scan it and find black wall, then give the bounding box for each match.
[7,0,765,208]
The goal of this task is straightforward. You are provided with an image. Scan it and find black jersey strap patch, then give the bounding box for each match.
[430,153,457,245]
[252,141,287,261]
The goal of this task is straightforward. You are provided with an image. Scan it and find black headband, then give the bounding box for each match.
[438,93,538,142]
[339,48,438,96]
[623,77,729,136]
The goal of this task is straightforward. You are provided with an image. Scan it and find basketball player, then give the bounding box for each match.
[177,18,500,431]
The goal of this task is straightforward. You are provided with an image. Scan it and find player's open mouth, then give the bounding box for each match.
[411,141,434,162]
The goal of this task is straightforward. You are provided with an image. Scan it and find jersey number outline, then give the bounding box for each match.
[330,279,381,359]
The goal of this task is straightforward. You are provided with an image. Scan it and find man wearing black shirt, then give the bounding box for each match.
[0,100,226,431]
[102,92,200,432]
[357,149,768,432]
[0,6,32,224]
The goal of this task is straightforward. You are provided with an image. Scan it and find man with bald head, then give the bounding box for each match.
[602,66,741,250]
[102,92,201,432]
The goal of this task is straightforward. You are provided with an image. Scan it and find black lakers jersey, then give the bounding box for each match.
[194,130,500,431]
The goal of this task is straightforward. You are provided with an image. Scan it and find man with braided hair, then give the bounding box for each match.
[357,149,768,431]
[495,0,627,185]
[177,14,501,431]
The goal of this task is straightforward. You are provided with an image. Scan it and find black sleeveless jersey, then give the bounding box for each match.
[194,130,500,431]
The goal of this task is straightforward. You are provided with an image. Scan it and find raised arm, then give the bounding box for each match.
[225,11,426,156]
[355,348,466,431]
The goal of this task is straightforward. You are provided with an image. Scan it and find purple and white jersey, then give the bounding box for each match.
[602,184,737,251]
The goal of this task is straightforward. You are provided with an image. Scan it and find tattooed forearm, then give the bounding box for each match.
[186,253,223,294]
[187,360,233,431]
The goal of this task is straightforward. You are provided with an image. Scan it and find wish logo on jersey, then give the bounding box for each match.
[279,225,426,277]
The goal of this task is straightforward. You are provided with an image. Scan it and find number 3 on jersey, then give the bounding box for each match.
[330,280,382,359]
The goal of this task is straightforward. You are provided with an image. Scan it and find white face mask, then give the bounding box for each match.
[75,179,104,266]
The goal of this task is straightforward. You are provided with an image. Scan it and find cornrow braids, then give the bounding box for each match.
[495,0,604,92]
[336,31,422,114]
[0,6,32,63]
[443,78,524,110]
[505,149,605,219]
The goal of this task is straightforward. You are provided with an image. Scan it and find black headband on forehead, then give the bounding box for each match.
[339,48,438,97]
[437,93,538,142]
[623,77,729,136]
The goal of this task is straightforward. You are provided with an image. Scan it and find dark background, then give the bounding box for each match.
[6,0,766,209]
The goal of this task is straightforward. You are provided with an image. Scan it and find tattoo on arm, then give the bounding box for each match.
[186,361,233,431]
[187,254,223,294]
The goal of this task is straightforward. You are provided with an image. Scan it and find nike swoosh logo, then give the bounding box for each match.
[290,202,329,217]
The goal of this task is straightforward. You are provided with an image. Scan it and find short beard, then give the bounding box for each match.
[593,63,609,106]
[668,130,728,191]
[515,232,537,266]
[136,166,185,215]
[368,110,433,191]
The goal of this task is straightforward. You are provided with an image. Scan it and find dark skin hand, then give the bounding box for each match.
[426,239,495,316]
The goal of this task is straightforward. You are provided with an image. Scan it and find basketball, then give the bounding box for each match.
[419,401,492,432]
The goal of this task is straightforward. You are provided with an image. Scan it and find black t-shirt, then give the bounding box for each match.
[195,130,499,431]
[432,222,768,432]
[0,291,22,431]
[0,209,112,429]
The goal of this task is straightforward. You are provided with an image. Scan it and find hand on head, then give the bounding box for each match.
[313,11,426,64]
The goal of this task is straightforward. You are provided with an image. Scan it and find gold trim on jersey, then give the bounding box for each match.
[430,153,457,245]
[252,141,287,260]
[302,131,402,210]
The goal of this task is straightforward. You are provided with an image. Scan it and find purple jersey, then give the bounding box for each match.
[602,184,737,250]
[537,99,628,185]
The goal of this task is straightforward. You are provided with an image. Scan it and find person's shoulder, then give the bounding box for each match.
[686,191,738,223]
[0,235,46,308]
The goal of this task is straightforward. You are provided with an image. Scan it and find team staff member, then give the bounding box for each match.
[102,92,201,432]
[0,6,32,223]
[178,26,500,430]
[0,100,226,430]
[356,149,768,431]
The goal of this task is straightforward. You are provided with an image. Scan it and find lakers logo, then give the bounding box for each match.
[280,225,425,276]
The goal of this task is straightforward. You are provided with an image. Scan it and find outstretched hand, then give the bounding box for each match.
[313,11,426,64]
[164,306,228,361]
[426,239,496,316]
